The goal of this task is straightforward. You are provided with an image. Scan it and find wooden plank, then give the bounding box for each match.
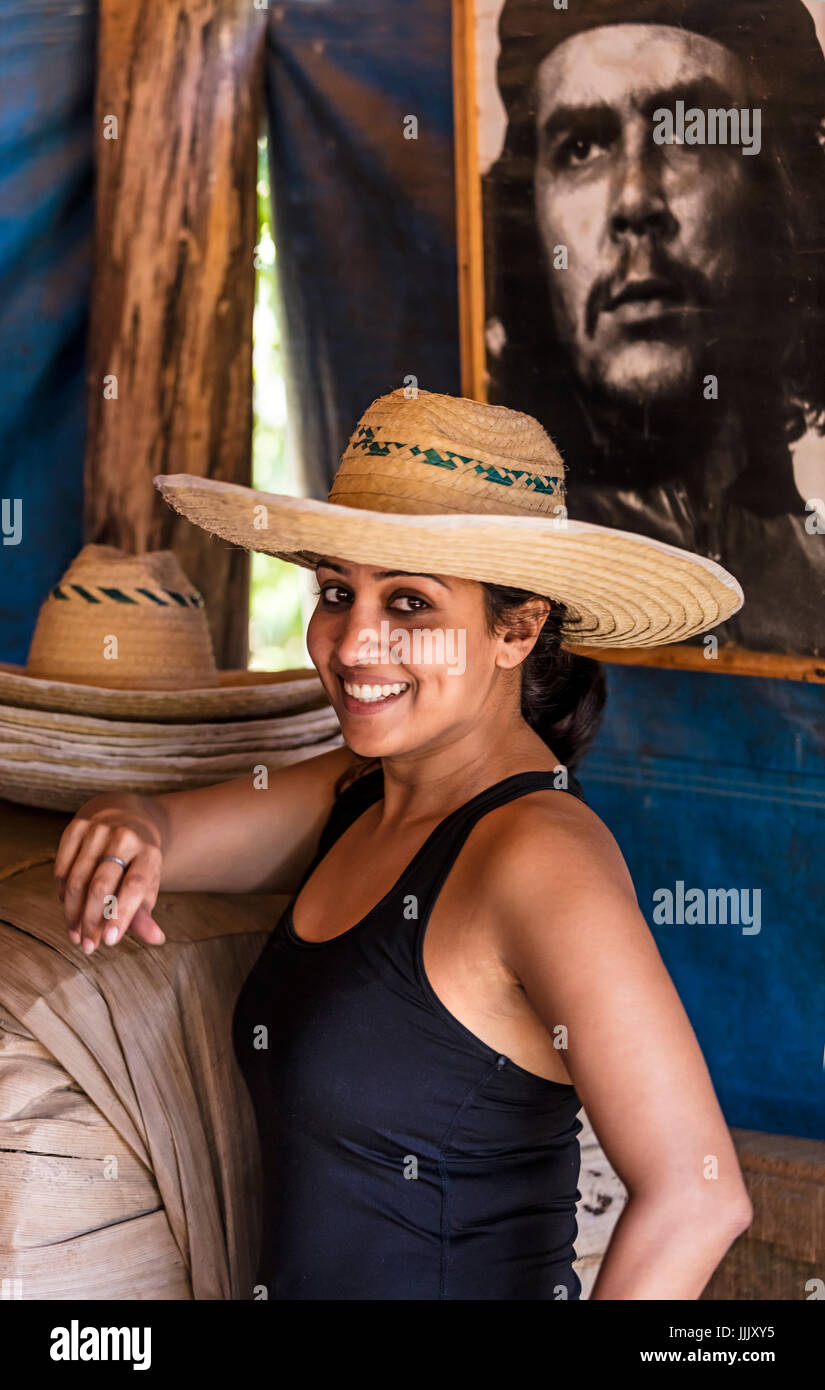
[703,1131,825,1298]
[701,1238,823,1302]
[565,642,825,684]
[733,1127,825,1184]
[83,0,268,669]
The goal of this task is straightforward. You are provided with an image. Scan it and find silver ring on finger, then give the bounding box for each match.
[99,856,129,871]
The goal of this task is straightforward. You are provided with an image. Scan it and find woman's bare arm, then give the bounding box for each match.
[54,744,363,951]
[485,796,753,1299]
[152,744,362,893]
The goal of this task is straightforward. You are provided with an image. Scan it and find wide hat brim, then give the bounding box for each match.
[0,726,344,813]
[0,662,329,723]
[0,676,344,811]
[153,475,744,648]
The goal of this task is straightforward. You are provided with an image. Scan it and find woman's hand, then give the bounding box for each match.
[54,807,167,954]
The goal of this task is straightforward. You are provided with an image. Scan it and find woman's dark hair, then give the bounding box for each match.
[335,583,607,797]
[480,582,606,769]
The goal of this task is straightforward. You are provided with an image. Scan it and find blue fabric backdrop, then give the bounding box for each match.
[0,0,95,664]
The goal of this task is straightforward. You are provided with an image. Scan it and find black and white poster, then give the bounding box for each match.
[457,0,825,662]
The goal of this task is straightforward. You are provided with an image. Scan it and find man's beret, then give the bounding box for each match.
[496,0,825,122]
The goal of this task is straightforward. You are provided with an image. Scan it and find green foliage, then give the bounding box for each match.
[250,136,310,672]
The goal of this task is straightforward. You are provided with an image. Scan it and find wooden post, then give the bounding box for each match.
[84,0,268,670]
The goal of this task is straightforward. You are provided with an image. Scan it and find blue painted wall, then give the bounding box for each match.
[1,0,822,1141]
[583,666,825,1140]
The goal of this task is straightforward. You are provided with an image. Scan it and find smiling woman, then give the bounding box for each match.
[135,387,753,1298]
[322,563,607,797]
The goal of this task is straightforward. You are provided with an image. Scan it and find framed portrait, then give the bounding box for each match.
[452,0,825,680]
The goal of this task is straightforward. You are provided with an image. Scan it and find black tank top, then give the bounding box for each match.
[232,766,586,1301]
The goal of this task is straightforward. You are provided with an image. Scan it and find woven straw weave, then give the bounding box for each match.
[0,663,327,722]
[25,547,219,691]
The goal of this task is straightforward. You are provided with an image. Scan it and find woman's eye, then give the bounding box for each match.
[392,594,430,614]
[314,583,348,605]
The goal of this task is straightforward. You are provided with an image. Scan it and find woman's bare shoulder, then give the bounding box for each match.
[478,783,638,908]
[477,788,750,1226]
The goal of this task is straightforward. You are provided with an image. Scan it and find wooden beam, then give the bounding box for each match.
[84,0,268,670]
[565,643,825,684]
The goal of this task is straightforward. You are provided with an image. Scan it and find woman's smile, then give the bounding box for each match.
[337,672,411,713]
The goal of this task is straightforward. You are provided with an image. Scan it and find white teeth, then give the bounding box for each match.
[342,679,410,703]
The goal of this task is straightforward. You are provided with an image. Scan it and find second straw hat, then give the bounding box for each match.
[24,545,218,691]
[0,545,326,721]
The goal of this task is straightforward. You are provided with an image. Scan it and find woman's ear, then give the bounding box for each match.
[496,597,551,668]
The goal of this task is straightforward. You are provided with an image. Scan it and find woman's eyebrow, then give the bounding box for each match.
[316,561,452,590]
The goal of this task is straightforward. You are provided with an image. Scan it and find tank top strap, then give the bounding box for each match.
[317,767,384,854]
[299,764,586,902]
[410,769,586,926]
[295,766,385,893]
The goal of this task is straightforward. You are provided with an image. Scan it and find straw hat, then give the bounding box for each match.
[154,389,744,648]
[0,546,343,810]
[0,545,328,721]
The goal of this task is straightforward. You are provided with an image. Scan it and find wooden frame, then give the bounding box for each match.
[451,0,825,684]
